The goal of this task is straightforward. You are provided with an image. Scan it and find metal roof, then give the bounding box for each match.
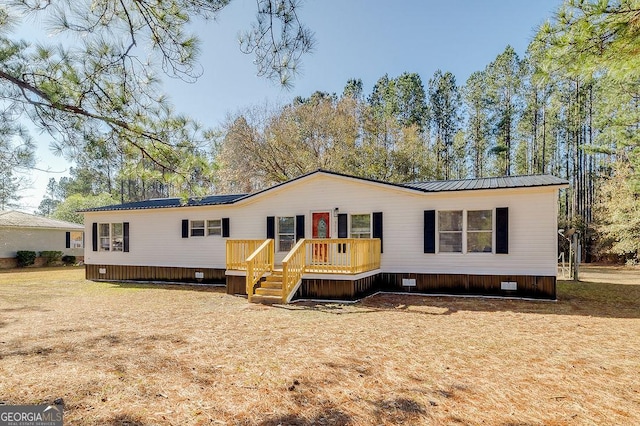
[403,174,568,192]
[0,210,84,229]
[81,193,247,212]
[81,171,568,213]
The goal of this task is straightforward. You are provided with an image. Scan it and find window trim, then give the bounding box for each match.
[436,209,495,254]
[466,210,493,253]
[190,220,205,237]
[98,223,124,252]
[350,213,372,239]
[111,223,124,252]
[277,216,295,252]
[98,223,111,252]
[207,219,222,236]
[437,210,463,253]
[70,231,84,249]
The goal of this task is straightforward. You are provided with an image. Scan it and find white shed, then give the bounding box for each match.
[0,210,85,268]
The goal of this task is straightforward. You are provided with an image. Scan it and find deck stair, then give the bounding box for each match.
[251,270,283,304]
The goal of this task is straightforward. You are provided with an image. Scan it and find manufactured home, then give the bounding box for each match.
[82,170,567,302]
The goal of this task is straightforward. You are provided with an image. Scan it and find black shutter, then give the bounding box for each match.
[372,212,383,253]
[266,216,275,239]
[337,214,348,238]
[295,215,305,241]
[92,223,98,252]
[65,232,71,249]
[182,219,189,238]
[222,218,230,238]
[424,210,436,253]
[496,207,509,254]
[123,222,130,252]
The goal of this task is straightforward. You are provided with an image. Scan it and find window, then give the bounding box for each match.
[350,214,371,238]
[278,217,295,252]
[207,219,222,236]
[438,211,462,253]
[111,223,124,252]
[467,210,492,253]
[96,223,127,252]
[70,231,84,249]
[99,223,110,251]
[191,220,205,237]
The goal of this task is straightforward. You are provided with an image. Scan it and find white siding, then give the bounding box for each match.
[84,173,560,276]
[0,228,84,258]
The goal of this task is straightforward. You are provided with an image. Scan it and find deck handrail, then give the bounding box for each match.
[226,239,266,270]
[245,239,274,302]
[304,238,381,274]
[281,238,307,303]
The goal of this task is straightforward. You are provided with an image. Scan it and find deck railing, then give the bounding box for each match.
[281,238,307,303]
[305,238,381,274]
[226,239,266,270]
[244,239,274,302]
[226,238,381,302]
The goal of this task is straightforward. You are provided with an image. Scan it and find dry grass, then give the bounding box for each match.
[0,265,639,425]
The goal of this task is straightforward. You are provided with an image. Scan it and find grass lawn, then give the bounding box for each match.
[0,266,639,425]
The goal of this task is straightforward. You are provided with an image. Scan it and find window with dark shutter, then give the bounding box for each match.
[266,216,275,239]
[496,207,509,254]
[222,218,230,238]
[123,222,130,252]
[182,219,189,238]
[337,214,348,238]
[65,232,71,249]
[295,215,305,241]
[92,223,98,251]
[424,210,436,253]
[372,212,383,253]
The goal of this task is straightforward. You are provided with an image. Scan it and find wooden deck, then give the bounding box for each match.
[226,238,382,303]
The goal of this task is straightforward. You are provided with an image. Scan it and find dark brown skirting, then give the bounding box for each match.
[376,273,556,299]
[227,273,555,300]
[85,264,226,284]
[88,265,556,300]
[226,275,247,295]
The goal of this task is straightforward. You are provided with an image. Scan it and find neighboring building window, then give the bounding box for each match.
[111,223,124,252]
[99,223,110,251]
[207,219,222,236]
[70,231,84,249]
[191,220,205,237]
[467,210,493,253]
[438,211,463,253]
[278,217,295,252]
[350,214,371,238]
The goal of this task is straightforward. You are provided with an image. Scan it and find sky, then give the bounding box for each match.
[17,0,563,212]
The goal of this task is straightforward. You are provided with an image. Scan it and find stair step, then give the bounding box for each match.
[255,287,282,297]
[250,295,282,305]
[261,281,283,289]
[265,274,283,282]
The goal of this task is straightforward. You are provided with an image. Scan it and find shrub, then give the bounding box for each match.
[39,251,64,266]
[16,251,37,267]
[61,255,76,265]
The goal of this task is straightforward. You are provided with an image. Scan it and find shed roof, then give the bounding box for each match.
[0,210,84,230]
[81,170,568,213]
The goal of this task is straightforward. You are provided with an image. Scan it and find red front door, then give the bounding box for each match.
[312,212,330,238]
[312,212,330,262]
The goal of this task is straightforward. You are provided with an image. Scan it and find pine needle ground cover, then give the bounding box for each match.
[0,266,638,425]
